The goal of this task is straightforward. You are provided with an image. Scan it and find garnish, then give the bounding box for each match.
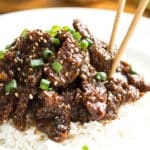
[51,61,63,73]
[40,79,51,90]
[30,59,44,69]
[43,49,54,58]
[5,79,17,93]
[95,72,107,81]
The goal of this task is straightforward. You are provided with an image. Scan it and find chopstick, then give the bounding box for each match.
[108,0,126,51]
[109,0,149,78]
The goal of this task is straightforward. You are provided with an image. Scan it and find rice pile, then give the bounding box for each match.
[0,93,149,150]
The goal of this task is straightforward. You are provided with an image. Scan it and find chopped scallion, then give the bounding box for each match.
[40,79,50,90]
[43,49,54,58]
[63,26,70,31]
[51,61,63,73]
[79,39,89,49]
[130,66,137,75]
[51,38,60,46]
[30,59,44,69]
[95,72,107,81]
[5,79,17,93]
[86,38,93,47]
[82,145,89,150]
[0,50,5,59]
[21,28,28,39]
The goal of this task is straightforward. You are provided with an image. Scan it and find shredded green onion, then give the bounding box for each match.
[51,61,63,73]
[30,59,44,69]
[40,79,50,90]
[5,79,17,93]
[95,72,107,81]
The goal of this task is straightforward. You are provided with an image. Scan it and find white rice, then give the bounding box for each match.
[0,93,150,150]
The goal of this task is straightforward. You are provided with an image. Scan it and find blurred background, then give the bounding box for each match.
[0,0,149,17]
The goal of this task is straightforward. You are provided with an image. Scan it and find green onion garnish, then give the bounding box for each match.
[63,26,70,31]
[21,28,28,39]
[40,79,50,90]
[70,29,82,40]
[86,38,93,47]
[51,61,63,73]
[48,25,61,37]
[30,59,44,69]
[43,49,54,58]
[79,39,89,49]
[82,145,89,150]
[130,66,137,75]
[5,79,17,93]
[0,50,5,59]
[51,38,60,46]
[95,72,107,81]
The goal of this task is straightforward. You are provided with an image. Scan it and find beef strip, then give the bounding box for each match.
[73,19,94,39]
[35,91,71,142]
[89,39,116,73]
[44,32,84,87]
[104,76,140,120]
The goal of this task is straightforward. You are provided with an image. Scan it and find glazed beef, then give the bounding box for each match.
[0,19,149,142]
[44,32,84,87]
[35,91,70,142]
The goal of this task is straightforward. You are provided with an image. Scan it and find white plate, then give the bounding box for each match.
[0,8,150,150]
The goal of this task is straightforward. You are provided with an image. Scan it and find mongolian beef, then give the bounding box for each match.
[0,19,150,142]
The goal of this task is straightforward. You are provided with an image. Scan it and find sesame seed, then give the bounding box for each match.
[54,81,58,86]
[15,92,19,97]
[29,94,33,99]
[29,35,33,40]
[0,83,3,86]
[35,42,38,47]
[65,72,69,77]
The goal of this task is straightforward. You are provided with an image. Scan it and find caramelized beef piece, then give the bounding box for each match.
[14,87,37,130]
[73,19,94,39]
[104,77,140,119]
[63,88,92,122]
[89,40,116,73]
[80,50,96,81]
[44,32,84,87]
[82,81,107,120]
[36,91,70,142]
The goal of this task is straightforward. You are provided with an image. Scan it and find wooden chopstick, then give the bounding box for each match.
[109,0,149,78]
[108,0,126,51]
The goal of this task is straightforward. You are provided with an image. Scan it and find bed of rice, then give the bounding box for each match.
[0,93,149,150]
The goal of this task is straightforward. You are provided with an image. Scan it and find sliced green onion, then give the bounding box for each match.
[95,72,107,81]
[30,59,44,69]
[73,32,82,40]
[5,79,17,93]
[86,38,93,47]
[52,25,61,31]
[0,50,5,59]
[51,61,63,73]
[48,25,61,37]
[79,39,89,49]
[82,145,89,150]
[130,66,137,75]
[49,30,57,37]
[21,28,28,39]
[51,38,60,46]
[43,49,54,58]
[70,29,82,40]
[63,26,70,31]
[40,79,50,90]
